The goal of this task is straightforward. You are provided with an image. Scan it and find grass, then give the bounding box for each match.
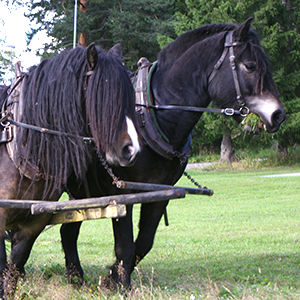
[10,165,300,299]
[190,144,300,169]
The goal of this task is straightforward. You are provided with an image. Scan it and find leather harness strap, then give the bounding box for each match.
[209,31,249,116]
[134,57,191,162]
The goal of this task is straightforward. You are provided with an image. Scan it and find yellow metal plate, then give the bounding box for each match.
[49,204,127,225]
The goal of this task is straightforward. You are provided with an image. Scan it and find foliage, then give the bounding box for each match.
[2,0,177,70]
[107,0,176,69]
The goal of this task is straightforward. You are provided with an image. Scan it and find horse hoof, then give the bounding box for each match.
[66,267,84,285]
[101,275,118,291]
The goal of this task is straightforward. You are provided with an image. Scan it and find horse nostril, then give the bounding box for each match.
[122,144,134,161]
[271,110,286,126]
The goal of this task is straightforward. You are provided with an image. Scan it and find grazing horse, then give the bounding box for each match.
[0,43,140,297]
[61,18,286,289]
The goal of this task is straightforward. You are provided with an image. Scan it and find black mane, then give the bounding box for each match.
[158,22,278,97]
[5,46,135,198]
[157,23,236,69]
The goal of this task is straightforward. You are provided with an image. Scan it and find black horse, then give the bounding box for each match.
[0,43,140,297]
[61,18,285,289]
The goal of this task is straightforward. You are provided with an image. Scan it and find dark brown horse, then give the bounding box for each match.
[0,43,140,297]
[61,18,285,289]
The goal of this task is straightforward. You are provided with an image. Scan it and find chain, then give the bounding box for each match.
[183,171,204,189]
[95,148,123,187]
[95,148,205,191]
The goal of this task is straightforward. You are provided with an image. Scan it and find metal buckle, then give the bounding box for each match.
[224,108,235,116]
[0,126,13,143]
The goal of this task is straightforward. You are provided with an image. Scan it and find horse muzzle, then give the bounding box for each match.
[264,109,286,133]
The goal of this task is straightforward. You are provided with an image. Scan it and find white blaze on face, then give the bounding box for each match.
[247,95,281,127]
[126,116,140,157]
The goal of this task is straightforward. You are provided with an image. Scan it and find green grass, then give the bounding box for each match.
[11,166,300,299]
[189,144,300,167]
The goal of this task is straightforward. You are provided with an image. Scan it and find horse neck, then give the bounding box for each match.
[151,34,224,150]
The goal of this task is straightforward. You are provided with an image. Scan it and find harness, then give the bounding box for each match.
[134,58,191,161]
[134,30,249,161]
[0,62,41,180]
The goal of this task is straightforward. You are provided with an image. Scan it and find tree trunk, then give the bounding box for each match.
[78,0,88,47]
[220,123,237,164]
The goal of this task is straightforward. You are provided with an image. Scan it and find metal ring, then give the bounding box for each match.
[239,106,250,117]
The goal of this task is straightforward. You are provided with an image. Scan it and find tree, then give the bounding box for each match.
[107,0,176,69]
[2,0,176,70]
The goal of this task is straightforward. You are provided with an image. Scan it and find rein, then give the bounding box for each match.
[4,118,94,144]
[136,104,241,116]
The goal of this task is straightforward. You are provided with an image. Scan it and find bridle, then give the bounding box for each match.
[136,30,250,117]
[209,30,250,117]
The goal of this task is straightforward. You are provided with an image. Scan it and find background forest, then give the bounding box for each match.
[0,0,299,160]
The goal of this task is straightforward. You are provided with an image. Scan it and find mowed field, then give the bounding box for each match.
[11,166,300,299]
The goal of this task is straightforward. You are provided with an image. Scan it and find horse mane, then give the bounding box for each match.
[158,21,279,98]
[85,52,136,152]
[15,46,135,198]
[157,23,236,69]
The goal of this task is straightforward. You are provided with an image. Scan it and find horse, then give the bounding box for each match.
[60,17,286,289]
[0,43,140,297]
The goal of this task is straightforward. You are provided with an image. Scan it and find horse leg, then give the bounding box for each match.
[60,222,84,284]
[130,200,169,272]
[8,232,25,277]
[2,214,52,299]
[103,204,134,290]
[0,211,7,300]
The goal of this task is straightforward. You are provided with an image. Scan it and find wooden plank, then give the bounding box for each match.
[49,204,127,225]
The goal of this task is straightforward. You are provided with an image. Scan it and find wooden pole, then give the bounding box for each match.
[117,181,214,196]
[30,189,185,215]
[78,0,88,47]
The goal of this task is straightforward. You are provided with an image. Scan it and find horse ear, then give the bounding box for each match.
[234,17,253,41]
[109,43,122,58]
[86,42,98,70]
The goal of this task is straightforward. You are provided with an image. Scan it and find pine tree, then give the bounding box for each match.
[107,0,175,69]
[3,0,176,69]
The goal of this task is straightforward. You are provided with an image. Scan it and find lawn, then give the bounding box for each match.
[12,165,300,299]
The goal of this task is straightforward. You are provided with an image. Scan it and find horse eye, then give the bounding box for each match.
[244,61,256,72]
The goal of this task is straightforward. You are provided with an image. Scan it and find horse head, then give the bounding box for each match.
[210,18,285,133]
[85,43,140,167]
